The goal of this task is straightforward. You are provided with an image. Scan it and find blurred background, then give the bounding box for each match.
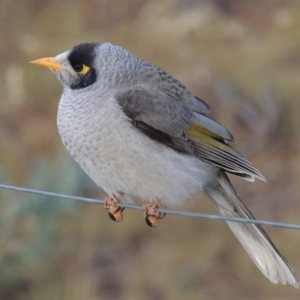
[1,0,300,299]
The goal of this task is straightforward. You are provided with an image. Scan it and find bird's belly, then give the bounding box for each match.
[57,96,214,206]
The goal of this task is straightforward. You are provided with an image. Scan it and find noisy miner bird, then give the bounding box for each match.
[31,42,298,288]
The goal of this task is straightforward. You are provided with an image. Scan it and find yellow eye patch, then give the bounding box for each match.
[78,64,90,75]
[72,62,90,75]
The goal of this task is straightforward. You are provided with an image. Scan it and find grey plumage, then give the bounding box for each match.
[205,172,298,286]
[115,86,264,181]
[31,42,299,288]
[115,87,193,136]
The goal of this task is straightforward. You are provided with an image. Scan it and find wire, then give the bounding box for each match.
[0,183,299,230]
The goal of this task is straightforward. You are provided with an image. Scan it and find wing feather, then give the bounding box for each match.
[192,113,235,141]
[114,85,264,182]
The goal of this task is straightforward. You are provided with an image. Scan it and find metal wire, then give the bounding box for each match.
[0,183,299,230]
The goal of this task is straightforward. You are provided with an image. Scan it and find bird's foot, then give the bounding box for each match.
[104,195,125,222]
[143,199,166,228]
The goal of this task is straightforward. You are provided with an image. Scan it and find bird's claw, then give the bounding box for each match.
[143,199,166,228]
[104,196,125,222]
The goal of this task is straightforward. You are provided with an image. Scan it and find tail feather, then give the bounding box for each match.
[205,171,299,288]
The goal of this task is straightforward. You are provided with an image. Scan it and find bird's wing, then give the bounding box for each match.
[150,66,211,114]
[114,86,264,181]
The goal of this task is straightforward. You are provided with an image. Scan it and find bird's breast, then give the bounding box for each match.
[56,90,213,205]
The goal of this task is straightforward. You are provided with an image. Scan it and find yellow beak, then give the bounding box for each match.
[30,57,65,71]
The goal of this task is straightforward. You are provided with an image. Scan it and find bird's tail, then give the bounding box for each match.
[205,171,299,288]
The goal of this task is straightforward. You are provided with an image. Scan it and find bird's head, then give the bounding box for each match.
[31,42,140,91]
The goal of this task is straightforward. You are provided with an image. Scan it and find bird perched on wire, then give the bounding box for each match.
[31,42,298,288]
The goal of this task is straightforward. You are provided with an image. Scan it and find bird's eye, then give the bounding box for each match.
[73,63,83,72]
[72,63,90,75]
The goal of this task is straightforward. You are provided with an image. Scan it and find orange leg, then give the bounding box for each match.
[143,199,166,228]
[104,195,125,222]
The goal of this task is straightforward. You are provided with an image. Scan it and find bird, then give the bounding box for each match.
[30,42,299,288]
